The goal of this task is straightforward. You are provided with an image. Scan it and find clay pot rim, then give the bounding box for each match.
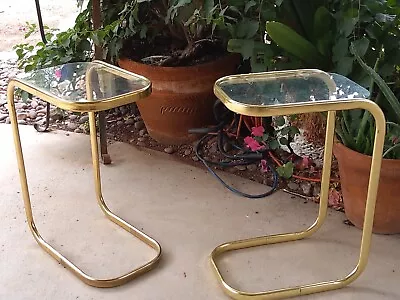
[334,142,400,165]
[118,53,240,72]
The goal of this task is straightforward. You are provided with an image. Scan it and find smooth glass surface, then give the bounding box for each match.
[217,71,369,106]
[16,62,150,102]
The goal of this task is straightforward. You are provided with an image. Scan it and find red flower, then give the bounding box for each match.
[55,69,62,79]
[244,136,264,151]
[251,126,265,137]
[260,159,269,173]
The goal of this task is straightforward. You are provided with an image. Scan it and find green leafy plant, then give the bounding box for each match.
[13,6,93,72]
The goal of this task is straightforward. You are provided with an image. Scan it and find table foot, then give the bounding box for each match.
[210,109,385,299]
[7,89,161,287]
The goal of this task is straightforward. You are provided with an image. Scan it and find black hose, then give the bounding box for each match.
[193,126,279,199]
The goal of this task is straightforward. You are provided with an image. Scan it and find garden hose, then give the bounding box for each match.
[189,100,279,199]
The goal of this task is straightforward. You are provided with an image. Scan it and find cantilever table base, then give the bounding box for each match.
[211,70,386,299]
[7,61,161,287]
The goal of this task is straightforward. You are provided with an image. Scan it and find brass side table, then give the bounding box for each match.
[7,61,161,287]
[211,70,385,299]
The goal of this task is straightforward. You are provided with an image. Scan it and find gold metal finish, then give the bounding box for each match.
[7,62,161,288]
[211,70,386,299]
[14,60,152,113]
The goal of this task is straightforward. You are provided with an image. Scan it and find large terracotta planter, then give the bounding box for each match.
[333,143,400,234]
[118,55,239,145]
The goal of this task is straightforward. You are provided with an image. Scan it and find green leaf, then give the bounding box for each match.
[204,0,214,17]
[279,137,289,145]
[339,17,357,37]
[276,162,294,179]
[289,126,300,137]
[313,6,332,39]
[335,56,353,76]
[244,0,256,13]
[21,91,30,102]
[332,37,349,62]
[266,21,326,68]
[275,116,285,127]
[227,39,254,59]
[269,139,279,150]
[351,37,369,57]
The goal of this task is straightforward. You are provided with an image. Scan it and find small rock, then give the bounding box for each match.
[119,106,128,116]
[5,117,10,124]
[138,137,146,142]
[51,112,63,121]
[246,164,257,171]
[209,143,218,154]
[134,116,142,121]
[15,103,27,110]
[30,100,38,109]
[67,122,79,131]
[300,182,312,196]
[134,120,145,130]
[312,185,321,197]
[137,142,146,147]
[17,113,27,120]
[192,156,199,162]
[139,128,147,136]
[235,165,247,171]
[164,147,175,154]
[28,110,37,119]
[68,114,78,121]
[18,120,27,125]
[79,115,89,124]
[117,120,124,126]
[35,105,45,111]
[184,149,192,156]
[74,128,83,133]
[0,113,8,121]
[287,182,300,191]
[125,118,135,125]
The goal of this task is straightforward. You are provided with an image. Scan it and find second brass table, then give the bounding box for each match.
[7,60,161,287]
[211,69,385,299]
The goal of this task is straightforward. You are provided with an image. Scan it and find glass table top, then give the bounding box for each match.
[15,61,151,103]
[215,69,369,106]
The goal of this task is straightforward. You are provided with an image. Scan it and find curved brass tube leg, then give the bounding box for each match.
[7,83,161,288]
[210,107,385,299]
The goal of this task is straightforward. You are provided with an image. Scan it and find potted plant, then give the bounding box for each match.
[92,0,243,145]
[230,0,400,233]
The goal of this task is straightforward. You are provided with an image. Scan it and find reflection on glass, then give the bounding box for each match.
[217,71,370,106]
[16,62,150,102]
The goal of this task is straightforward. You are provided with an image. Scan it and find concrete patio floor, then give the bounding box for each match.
[0,124,399,300]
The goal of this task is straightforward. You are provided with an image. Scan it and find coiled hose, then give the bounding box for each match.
[189,100,279,199]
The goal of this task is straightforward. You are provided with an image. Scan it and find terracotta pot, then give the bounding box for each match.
[118,55,240,145]
[333,143,400,234]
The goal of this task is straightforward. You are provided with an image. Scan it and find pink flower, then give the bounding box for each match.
[260,159,269,173]
[55,69,62,79]
[251,126,265,137]
[244,136,264,151]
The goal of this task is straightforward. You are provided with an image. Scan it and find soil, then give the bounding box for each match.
[121,37,228,67]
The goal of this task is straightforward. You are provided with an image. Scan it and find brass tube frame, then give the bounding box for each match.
[7,66,161,287]
[211,71,385,299]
